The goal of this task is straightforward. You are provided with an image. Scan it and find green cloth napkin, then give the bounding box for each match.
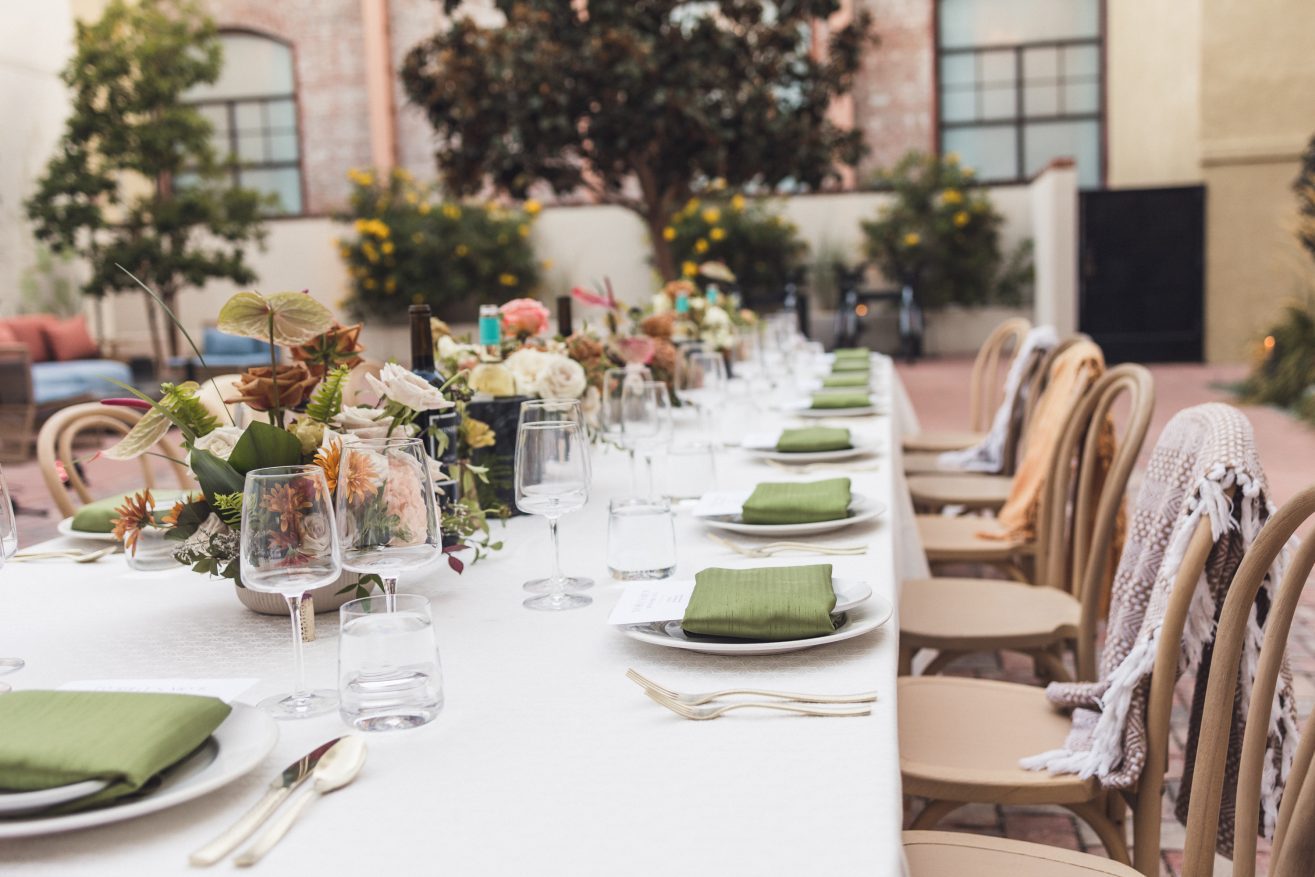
[811,392,872,409]
[833,347,870,357]
[822,372,871,388]
[741,478,852,525]
[70,490,187,533]
[682,565,839,640]
[775,427,852,453]
[0,690,231,812]
[830,358,871,373]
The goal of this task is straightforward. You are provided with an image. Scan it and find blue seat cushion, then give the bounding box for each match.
[201,328,273,358]
[32,359,134,406]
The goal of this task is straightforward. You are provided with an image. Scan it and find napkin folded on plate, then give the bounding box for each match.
[833,347,871,358]
[70,490,188,533]
[0,690,231,812]
[682,565,839,640]
[811,392,872,410]
[775,427,852,453]
[830,358,871,373]
[741,478,852,525]
[821,372,871,388]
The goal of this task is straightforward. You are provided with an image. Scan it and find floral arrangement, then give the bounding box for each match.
[106,288,474,584]
[663,192,808,299]
[860,151,1032,308]
[338,167,542,321]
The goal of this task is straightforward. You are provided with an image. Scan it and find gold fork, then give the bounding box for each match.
[643,688,870,720]
[707,533,867,558]
[626,668,877,705]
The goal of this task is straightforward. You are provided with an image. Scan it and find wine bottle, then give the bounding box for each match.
[470,304,516,396]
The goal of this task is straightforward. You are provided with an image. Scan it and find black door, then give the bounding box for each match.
[1078,185,1205,363]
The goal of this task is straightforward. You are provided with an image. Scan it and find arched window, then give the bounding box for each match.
[187,32,304,214]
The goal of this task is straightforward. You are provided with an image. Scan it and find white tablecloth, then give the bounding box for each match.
[0,359,924,876]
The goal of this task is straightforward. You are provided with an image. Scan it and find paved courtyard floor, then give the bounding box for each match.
[6,359,1313,874]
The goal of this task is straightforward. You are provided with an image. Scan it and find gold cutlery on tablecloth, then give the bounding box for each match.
[706,533,867,558]
[643,688,870,720]
[626,668,877,705]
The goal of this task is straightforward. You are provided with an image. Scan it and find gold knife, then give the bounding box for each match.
[188,736,344,867]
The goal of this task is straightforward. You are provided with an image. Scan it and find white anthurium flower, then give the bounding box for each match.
[191,426,245,461]
[365,362,453,413]
[536,354,587,399]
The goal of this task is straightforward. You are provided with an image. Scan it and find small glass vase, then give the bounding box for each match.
[124,527,179,572]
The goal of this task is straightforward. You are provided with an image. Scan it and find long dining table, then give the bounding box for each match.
[0,355,927,876]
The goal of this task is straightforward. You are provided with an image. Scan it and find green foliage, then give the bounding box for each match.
[306,365,350,424]
[400,0,873,281]
[210,492,243,527]
[666,193,807,297]
[1297,134,1315,266]
[338,169,541,321]
[860,151,1033,309]
[189,449,245,502]
[159,382,220,440]
[24,0,267,363]
[18,244,82,317]
[226,421,304,474]
[1242,300,1315,411]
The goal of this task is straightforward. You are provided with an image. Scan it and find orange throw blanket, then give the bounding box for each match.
[991,341,1107,542]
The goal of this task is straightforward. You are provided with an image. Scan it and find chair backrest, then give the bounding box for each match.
[998,338,1059,476]
[967,317,1031,433]
[1033,363,1155,681]
[36,402,192,518]
[1179,485,1315,876]
[1020,334,1090,441]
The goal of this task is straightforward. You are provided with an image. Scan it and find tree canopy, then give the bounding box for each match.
[26,0,267,364]
[402,0,872,281]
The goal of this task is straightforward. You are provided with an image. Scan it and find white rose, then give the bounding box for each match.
[191,426,245,461]
[536,354,587,399]
[689,295,707,312]
[365,362,452,413]
[704,305,732,327]
[332,406,417,440]
[504,348,548,396]
[651,293,672,314]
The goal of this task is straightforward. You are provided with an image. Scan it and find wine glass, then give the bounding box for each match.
[0,464,22,676]
[335,437,442,605]
[602,365,652,490]
[679,349,729,438]
[516,420,591,611]
[518,399,593,594]
[631,381,673,498]
[241,465,341,719]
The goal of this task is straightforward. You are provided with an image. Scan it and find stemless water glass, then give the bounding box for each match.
[607,497,676,580]
[339,594,444,731]
[0,464,21,675]
[241,465,341,719]
[664,440,719,501]
[630,381,673,498]
[516,420,592,611]
[335,437,441,603]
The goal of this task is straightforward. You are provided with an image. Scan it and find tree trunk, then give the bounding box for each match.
[143,292,164,377]
[647,214,678,282]
[162,288,180,357]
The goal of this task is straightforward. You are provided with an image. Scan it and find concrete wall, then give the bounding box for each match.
[1199,0,1315,362]
[0,2,76,315]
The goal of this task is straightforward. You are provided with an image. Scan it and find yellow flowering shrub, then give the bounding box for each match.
[667,194,806,301]
[340,168,541,320]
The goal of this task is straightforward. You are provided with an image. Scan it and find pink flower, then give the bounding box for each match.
[571,285,615,309]
[500,298,551,338]
[384,455,430,546]
[615,335,656,365]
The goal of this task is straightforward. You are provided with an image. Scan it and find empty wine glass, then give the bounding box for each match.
[0,464,21,676]
[602,365,653,490]
[518,399,593,594]
[679,349,729,438]
[335,437,442,605]
[241,465,342,719]
[631,381,673,498]
[516,420,591,611]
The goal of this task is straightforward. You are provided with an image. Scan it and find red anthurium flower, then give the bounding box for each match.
[102,397,153,411]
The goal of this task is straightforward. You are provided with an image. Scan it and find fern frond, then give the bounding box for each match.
[306,365,351,423]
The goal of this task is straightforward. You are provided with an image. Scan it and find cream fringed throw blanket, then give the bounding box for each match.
[938,326,1058,474]
[1020,403,1300,857]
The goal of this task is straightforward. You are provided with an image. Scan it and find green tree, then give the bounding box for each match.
[1297,132,1315,266]
[401,0,871,282]
[25,0,267,367]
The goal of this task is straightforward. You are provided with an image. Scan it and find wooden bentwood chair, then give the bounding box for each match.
[900,364,1155,682]
[36,402,191,518]
[904,483,1315,877]
[901,317,1030,454]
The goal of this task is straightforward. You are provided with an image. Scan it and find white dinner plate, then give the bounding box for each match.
[621,593,894,656]
[742,443,880,463]
[0,703,278,838]
[55,518,120,543]
[0,779,110,816]
[699,494,885,537]
[792,405,881,418]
